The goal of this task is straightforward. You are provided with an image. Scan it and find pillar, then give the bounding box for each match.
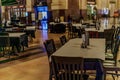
[80,0,87,18]
[118,0,120,9]
[96,0,102,17]
[26,0,33,24]
[0,0,2,25]
[51,0,68,20]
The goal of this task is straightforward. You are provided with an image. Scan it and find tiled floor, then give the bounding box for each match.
[0,19,119,80]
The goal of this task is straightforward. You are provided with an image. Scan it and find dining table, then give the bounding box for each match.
[71,23,105,38]
[9,32,28,53]
[49,22,66,33]
[52,38,105,80]
[85,28,104,38]
[24,26,36,38]
[4,26,36,38]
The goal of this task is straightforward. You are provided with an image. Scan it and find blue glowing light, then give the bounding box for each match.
[36,6,48,30]
[37,6,48,12]
[41,21,48,30]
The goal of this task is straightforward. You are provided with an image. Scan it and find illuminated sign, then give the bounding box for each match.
[37,6,48,12]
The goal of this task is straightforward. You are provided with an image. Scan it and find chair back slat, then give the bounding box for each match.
[68,64,71,80]
[63,65,69,80]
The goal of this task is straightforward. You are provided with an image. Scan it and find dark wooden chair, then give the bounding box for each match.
[105,32,120,64]
[103,36,120,80]
[0,32,12,59]
[44,39,56,58]
[104,29,115,53]
[43,39,56,80]
[52,56,85,80]
[59,35,67,45]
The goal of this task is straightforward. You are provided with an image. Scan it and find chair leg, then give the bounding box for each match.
[49,68,55,80]
[111,74,115,80]
[8,48,11,60]
[49,64,54,80]
[49,73,52,80]
[105,46,107,53]
[104,72,106,80]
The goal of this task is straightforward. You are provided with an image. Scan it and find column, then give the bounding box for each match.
[109,0,116,16]
[117,0,120,9]
[81,0,87,10]
[26,0,32,24]
[26,0,32,12]
[1,6,5,22]
[51,0,68,10]
[0,0,2,25]
[96,0,102,17]
[101,0,108,8]
[80,0,87,18]
[51,0,68,20]
[47,0,52,10]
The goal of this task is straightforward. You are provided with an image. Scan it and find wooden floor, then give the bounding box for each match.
[0,29,119,80]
